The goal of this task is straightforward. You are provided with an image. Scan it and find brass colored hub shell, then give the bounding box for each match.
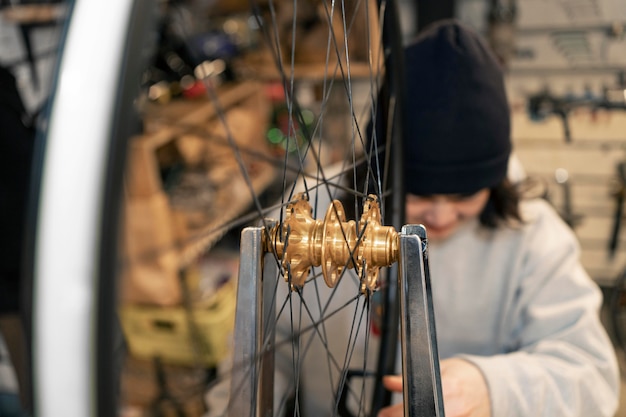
[265,193,398,292]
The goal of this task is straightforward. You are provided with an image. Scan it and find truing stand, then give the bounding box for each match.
[399,225,445,417]
[230,194,444,416]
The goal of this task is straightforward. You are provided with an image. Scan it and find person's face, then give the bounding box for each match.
[405,189,491,241]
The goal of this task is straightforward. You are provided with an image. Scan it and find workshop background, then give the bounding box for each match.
[1,0,626,416]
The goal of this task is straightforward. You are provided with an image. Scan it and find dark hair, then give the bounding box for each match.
[479,178,522,229]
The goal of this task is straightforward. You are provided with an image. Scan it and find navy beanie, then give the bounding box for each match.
[404,19,511,196]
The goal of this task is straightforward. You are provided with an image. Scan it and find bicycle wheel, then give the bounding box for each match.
[30,0,406,416]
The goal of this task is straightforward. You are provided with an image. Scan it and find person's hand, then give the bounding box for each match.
[377,357,491,417]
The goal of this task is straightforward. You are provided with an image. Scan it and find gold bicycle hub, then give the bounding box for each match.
[264,193,399,292]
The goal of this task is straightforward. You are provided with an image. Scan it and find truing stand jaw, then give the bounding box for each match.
[232,194,445,417]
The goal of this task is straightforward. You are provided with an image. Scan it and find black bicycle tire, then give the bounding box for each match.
[95,1,161,415]
[370,0,406,414]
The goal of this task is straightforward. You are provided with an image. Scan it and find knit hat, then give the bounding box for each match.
[403,19,511,195]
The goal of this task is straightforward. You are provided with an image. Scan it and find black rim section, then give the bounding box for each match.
[370,0,406,413]
[95,0,159,415]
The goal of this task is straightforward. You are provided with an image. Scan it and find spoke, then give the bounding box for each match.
[294,284,369,409]
[333,294,369,416]
[355,292,374,416]
[312,277,338,403]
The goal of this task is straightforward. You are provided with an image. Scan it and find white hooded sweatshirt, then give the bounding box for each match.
[428,198,619,416]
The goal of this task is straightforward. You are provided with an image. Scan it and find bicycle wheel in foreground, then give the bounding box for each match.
[31,0,414,416]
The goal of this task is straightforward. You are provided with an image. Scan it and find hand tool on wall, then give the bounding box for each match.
[527,72,626,143]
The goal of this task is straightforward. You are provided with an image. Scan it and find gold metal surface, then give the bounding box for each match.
[265,193,398,292]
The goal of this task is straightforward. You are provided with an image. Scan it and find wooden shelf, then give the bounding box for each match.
[121,80,277,306]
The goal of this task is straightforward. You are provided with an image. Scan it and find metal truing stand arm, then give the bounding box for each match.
[229,226,277,417]
[399,225,445,417]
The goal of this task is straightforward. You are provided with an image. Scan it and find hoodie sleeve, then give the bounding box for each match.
[461,203,619,417]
